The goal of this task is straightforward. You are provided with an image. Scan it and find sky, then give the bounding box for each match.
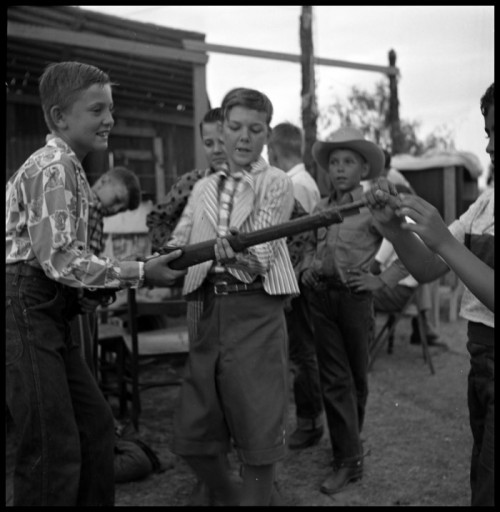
[79,5,494,186]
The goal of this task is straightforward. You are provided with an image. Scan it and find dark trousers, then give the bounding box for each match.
[305,286,372,462]
[286,291,323,424]
[5,264,115,506]
[467,322,494,507]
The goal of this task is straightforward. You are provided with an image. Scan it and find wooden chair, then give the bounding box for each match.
[96,287,189,431]
[368,287,435,375]
[431,275,464,329]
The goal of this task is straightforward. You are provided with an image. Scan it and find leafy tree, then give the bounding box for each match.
[318,80,455,155]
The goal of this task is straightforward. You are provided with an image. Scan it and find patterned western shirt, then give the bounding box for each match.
[6,136,143,288]
[87,189,106,256]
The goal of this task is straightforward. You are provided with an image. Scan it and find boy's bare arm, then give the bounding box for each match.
[397,194,494,312]
[367,185,493,312]
[365,181,449,283]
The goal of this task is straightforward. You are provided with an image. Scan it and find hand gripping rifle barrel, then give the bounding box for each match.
[158,198,366,270]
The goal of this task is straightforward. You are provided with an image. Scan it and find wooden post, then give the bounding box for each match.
[387,49,403,153]
[193,63,210,170]
[300,6,318,182]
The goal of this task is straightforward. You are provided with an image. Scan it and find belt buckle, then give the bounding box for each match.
[214,281,229,295]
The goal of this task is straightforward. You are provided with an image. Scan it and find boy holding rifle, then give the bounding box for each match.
[168,87,299,506]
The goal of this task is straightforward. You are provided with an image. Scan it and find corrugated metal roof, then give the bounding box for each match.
[7,5,207,117]
[392,150,483,178]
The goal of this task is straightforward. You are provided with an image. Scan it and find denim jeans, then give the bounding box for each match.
[5,263,115,506]
[467,322,494,507]
[286,292,323,425]
[305,286,372,463]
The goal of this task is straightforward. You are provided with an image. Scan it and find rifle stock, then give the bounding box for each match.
[158,199,365,270]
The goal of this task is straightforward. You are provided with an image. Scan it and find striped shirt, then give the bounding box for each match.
[5,136,143,289]
[169,156,299,297]
[448,186,494,328]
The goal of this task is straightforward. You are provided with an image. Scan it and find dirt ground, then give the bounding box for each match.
[5,312,472,506]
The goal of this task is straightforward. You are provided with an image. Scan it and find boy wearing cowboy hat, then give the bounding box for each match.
[301,126,392,495]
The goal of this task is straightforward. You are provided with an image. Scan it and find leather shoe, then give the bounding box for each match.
[320,462,363,495]
[288,426,323,450]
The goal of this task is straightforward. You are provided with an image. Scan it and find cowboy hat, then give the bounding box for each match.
[312,126,385,180]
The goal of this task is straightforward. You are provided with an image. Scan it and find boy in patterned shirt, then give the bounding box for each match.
[5,61,185,507]
[365,82,494,506]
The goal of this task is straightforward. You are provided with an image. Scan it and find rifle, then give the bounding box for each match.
[157,198,366,271]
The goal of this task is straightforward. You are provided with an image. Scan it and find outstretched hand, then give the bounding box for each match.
[364,178,404,227]
[395,194,452,252]
[143,249,186,287]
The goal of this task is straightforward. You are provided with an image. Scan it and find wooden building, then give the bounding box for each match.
[6,5,210,202]
[391,149,482,225]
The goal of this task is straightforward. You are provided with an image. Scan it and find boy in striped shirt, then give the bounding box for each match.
[169,87,299,506]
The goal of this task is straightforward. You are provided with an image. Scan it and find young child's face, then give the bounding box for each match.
[327,148,369,193]
[93,176,129,216]
[57,83,114,161]
[484,104,494,166]
[222,106,269,171]
[201,121,227,172]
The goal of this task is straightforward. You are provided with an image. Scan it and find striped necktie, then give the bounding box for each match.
[217,171,243,236]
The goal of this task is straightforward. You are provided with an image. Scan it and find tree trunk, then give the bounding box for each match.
[300,6,319,184]
[387,49,403,153]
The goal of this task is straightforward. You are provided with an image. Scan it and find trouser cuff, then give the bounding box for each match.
[297,414,324,431]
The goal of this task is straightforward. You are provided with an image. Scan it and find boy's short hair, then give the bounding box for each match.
[198,107,224,136]
[39,61,113,132]
[106,166,141,210]
[221,88,273,126]
[268,122,304,158]
[480,82,494,117]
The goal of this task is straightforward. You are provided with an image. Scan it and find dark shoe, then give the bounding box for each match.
[270,482,284,506]
[187,479,212,506]
[320,461,363,495]
[410,317,421,344]
[288,426,323,450]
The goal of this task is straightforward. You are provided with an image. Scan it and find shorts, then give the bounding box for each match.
[172,284,289,465]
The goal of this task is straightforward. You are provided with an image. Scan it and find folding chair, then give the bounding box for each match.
[368,287,435,375]
[96,287,189,431]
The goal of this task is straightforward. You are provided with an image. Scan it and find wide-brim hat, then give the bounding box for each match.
[312,126,385,180]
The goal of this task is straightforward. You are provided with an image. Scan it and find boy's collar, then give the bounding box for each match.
[223,156,268,178]
[329,185,364,205]
[46,136,78,160]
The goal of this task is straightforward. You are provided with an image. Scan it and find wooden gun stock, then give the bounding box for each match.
[158,199,365,270]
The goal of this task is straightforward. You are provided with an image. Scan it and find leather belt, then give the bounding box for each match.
[321,277,351,291]
[320,277,369,295]
[213,280,264,295]
[205,273,264,295]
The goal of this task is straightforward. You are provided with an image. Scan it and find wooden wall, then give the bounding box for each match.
[6,101,196,203]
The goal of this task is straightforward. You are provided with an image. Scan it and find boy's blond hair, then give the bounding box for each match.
[39,61,113,132]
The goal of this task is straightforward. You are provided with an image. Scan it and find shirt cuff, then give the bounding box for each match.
[137,261,145,288]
